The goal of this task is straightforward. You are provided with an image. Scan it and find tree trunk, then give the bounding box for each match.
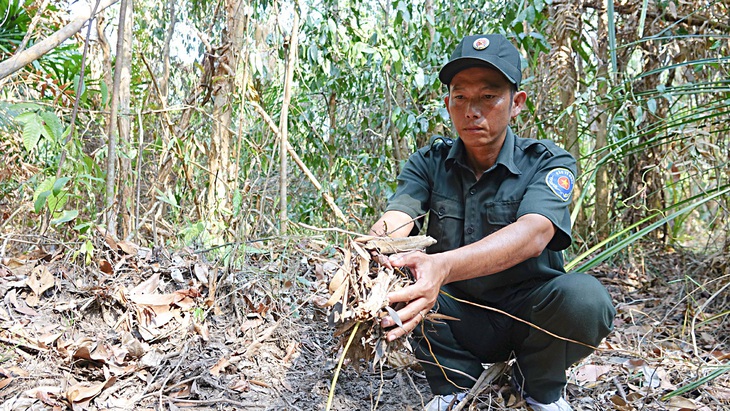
[207,0,247,218]
[549,1,585,238]
[117,0,134,239]
[159,0,176,101]
[105,0,131,235]
[279,12,300,234]
[96,15,113,102]
[594,1,611,240]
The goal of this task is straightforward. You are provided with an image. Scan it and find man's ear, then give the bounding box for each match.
[511,90,527,118]
[444,94,451,116]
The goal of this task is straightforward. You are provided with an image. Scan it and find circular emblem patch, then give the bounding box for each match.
[545,168,575,202]
[473,37,490,50]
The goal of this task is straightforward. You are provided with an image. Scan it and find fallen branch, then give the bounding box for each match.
[0,0,120,81]
[250,101,348,225]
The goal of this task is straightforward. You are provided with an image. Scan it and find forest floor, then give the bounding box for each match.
[0,232,728,411]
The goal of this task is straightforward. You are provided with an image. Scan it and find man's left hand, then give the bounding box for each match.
[381,251,449,341]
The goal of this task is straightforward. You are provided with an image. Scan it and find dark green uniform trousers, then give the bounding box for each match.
[411,273,616,404]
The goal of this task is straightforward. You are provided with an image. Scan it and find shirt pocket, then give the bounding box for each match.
[427,193,465,251]
[484,201,520,233]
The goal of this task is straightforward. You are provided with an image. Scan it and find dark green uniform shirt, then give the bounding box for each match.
[385,127,577,298]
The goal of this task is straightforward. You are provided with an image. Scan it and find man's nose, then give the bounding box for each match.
[465,100,481,118]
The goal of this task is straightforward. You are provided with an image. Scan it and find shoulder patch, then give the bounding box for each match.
[545,168,574,201]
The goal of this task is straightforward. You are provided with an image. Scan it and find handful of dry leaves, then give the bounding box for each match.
[322,235,436,369]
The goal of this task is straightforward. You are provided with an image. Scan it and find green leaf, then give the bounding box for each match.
[14,111,36,123]
[22,114,43,151]
[51,209,78,226]
[52,177,71,196]
[40,111,63,141]
[647,98,657,114]
[414,68,425,88]
[34,191,51,214]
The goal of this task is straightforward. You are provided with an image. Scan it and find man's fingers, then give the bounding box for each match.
[385,307,428,341]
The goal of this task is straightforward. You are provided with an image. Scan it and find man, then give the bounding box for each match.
[368,34,616,411]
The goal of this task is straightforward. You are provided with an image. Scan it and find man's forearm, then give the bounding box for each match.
[439,213,556,283]
[369,210,415,238]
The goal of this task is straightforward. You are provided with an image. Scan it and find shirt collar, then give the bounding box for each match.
[445,127,522,176]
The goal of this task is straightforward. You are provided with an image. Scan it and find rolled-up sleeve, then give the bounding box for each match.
[385,148,433,234]
[516,149,577,251]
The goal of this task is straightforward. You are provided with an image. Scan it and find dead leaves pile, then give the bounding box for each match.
[0,232,221,410]
[317,236,436,370]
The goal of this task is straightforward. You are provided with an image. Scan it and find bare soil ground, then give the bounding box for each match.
[0,235,728,410]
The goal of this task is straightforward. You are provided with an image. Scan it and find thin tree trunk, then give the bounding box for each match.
[279,12,300,234]
[594,1,611,240]
[159,0,176,101]
[117,0,134,238]
[96,15,113,102]
[105,0,131,234]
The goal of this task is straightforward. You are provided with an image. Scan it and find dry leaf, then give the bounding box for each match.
[193,321,210,341]
[325,279,348,307]
[574,364,612,384]
[117,240,138,255]
[129,274,160,295]
[229,378,250,392]
[210,357,230,376]
[667,396,700,410]
[6,289,38,316]
[0,377,12,390]
[97,227,118,250]
[99,260,113,275]
[26,265,54,296]
[66,376,116,405]
[328,268,346,293]
[193,264,208,283]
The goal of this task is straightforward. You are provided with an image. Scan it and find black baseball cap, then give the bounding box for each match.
[439,34,522,87]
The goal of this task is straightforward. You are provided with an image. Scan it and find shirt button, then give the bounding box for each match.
[469,188,476,195]
[438,207,445,216]
[466,227,474,235]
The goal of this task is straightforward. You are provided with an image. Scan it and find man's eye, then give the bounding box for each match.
[483,95,495,100]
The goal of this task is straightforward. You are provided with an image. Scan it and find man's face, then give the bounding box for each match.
[445,66,526,149]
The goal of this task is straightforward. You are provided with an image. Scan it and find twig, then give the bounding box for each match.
[14,0,51,55]
[690,277,730,357]
[163,396,257,407]
[250,100,348,225]
[158,341,189,410]
[278,10,299,234]
[440,290,599,351]
[452,362,509,411]
[612,376,627,403]
[295,222,367,238]
[404,368,426,410]
[326,321,360,411]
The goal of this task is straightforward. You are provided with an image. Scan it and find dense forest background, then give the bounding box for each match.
[0,0,728,409]
[1,0,728,267]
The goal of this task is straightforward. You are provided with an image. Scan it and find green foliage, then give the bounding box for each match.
[0,0,32,56]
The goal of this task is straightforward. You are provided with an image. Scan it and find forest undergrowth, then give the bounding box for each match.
[0,229,728,411]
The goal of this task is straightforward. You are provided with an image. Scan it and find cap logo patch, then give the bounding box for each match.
[546,168,574,202]
[473,37,490,50]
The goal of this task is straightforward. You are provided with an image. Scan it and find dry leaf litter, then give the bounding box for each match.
[0,231,727,411]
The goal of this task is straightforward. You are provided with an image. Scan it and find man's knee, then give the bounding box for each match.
[535,273,616,341]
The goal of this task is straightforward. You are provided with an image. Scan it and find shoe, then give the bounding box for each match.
[525,395,573,411]
[424,392,466,411]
